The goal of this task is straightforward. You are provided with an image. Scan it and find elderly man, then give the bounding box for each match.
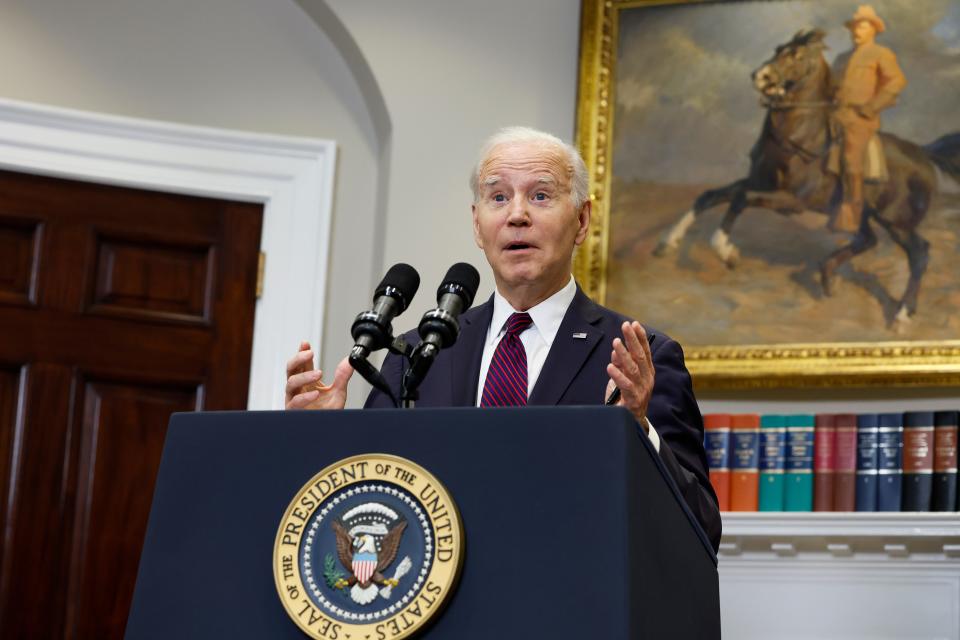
[286,127,721,550]
[831,4,906,233]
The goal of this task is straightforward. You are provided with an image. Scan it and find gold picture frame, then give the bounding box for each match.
[573,0,960,389]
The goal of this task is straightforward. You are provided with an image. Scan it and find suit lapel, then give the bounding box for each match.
[450,295,493,407]
[528,288,605,406]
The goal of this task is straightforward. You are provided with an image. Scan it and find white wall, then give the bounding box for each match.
[324,0,582,326]
[0,0,385,404]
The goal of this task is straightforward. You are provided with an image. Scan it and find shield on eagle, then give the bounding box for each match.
[352,548,377,584]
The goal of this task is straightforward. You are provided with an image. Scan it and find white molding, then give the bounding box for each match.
[718,513,960,638]
[722,512,960,538]
[720,564,960,639]
[0,97,335,409]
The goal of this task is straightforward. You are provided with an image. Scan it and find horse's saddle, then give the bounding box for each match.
[827,134,889,182]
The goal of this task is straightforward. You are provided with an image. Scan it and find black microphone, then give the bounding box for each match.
[402,263,480,399]
[417,263,481,351]
[350,263,420,360]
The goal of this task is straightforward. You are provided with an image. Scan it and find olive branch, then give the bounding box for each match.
[323,553,347,589]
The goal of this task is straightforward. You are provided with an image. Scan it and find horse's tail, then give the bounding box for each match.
[924,132,960,184]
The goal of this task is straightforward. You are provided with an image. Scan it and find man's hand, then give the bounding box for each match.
[285,341,353,410]
[605,321,655,433]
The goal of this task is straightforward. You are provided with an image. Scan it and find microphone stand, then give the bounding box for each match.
[348,336,415,409]
[399,342,440,409]
[392,338,419,409]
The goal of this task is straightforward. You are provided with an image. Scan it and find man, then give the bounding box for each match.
[831,4,906,233]
[286,127,721,550]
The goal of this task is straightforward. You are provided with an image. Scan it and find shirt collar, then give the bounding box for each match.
[488,275,577,347]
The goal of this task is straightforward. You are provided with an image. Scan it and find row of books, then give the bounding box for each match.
[704,411,959,512]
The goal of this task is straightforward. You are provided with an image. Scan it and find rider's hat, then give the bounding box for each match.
[845,5,886,34]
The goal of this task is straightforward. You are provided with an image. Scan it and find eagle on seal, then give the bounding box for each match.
[332,519,407,604]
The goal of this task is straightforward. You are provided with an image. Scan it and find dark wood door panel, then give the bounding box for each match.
[0,364,24,563]
[66,377,199,638]
[0,364,77,636]
[0,170,240,238]
[0,217,42,307]
[0,168,263,639]
[90,234,215,324]
[0,308,212,375]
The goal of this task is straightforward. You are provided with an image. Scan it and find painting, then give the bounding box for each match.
[574,0,960,388]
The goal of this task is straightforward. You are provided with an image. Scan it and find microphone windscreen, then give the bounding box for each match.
[375,263,420,310]
[439,262,480,306]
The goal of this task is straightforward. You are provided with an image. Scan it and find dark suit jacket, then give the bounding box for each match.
[365,288,721,550]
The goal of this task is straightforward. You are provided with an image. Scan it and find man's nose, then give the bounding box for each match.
[506,198,530,225]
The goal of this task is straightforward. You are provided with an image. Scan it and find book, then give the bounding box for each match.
[814,414,837,511]
[834,414,858,511]
[856,414,879,511]
[932,410,958,512]
[730,414,760,511]
[704,414,732,511]
[877,413,903,512]
[758,415,786,511]
[902,411,934,511]
[785,414,814,511]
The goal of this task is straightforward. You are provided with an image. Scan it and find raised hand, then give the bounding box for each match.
[285,341,353,410]
[605,321,655,432]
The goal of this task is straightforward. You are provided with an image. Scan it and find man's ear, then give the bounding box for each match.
[472,204,483,249]
[574,199,591,246]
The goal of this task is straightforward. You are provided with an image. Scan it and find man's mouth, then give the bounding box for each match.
[505,241,534,251]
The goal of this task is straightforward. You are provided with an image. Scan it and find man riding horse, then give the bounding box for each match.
[653,11,960,326]
[832,4,906,233]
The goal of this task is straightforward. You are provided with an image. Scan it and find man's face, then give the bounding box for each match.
[472,141,590,297]
[851,20,877,46]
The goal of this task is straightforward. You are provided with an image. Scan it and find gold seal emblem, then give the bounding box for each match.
[273,454,463,639]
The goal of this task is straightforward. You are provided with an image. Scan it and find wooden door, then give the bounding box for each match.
[0,170,263,638]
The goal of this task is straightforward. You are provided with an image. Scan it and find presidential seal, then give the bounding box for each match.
[273,454,463,640]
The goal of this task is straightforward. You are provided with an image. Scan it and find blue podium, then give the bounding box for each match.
[126,407,719,638]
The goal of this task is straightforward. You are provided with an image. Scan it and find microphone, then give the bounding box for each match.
[350,263,420,361]
[402,263,480,398]
[417,263,481,351]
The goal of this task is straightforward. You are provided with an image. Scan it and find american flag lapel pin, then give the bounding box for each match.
[572,332,588,339]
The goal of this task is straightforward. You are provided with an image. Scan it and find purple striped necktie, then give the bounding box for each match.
[480,312,534,407]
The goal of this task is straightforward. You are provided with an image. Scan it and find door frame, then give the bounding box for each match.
[0,97,335,409]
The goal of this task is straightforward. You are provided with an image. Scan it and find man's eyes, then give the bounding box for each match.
[488,191,552,203]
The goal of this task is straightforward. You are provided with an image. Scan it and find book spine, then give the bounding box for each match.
[856,416,879,512]
[814,415,836,511]
[785,421,814,511]
[834,414,858,511]
[730,419,760,511]
[705,422,731,512]
[902,412,934,511]
[932,411,958,512]
[877,414,903,512]
[758,419,786,511]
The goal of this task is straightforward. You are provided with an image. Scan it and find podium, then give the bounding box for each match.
[126,407,719,638]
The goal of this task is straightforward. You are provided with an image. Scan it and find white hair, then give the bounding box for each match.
[469,126,589,209]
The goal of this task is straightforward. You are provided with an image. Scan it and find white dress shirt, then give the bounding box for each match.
[475,275,660,452]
